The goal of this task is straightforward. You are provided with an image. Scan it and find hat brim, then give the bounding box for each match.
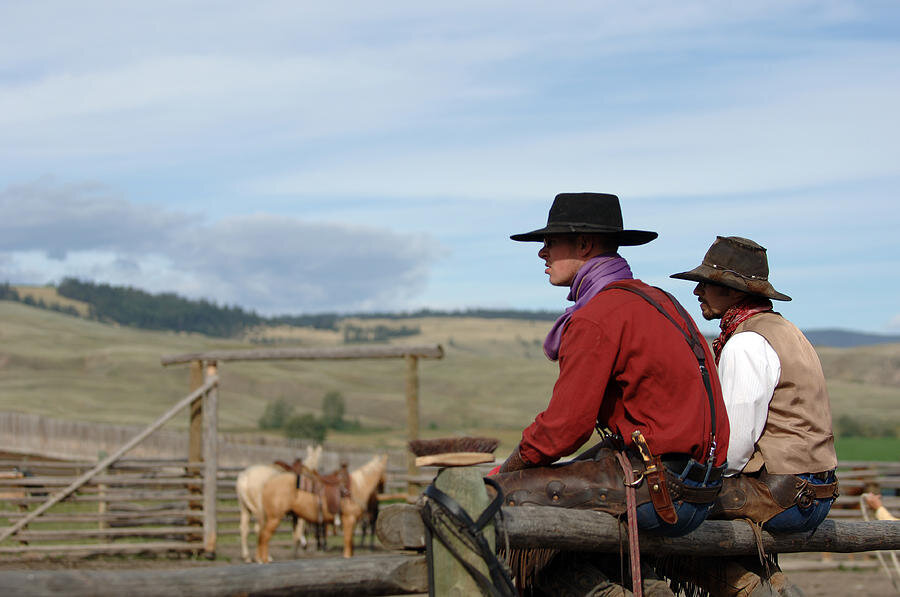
[670,265,792,301]
[510,224,658,246]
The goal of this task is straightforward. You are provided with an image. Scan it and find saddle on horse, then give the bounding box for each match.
[298,462,352,522]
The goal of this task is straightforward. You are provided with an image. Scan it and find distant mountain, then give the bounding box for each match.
[802,329,900,348]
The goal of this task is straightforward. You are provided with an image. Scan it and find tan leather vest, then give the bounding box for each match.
[737,312,837,475]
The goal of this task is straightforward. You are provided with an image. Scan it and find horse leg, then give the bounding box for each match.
[341,512,357,558]
[257,515,281,564]
[317,522,327,551]
[239,503,252,563]
[289,513,301,558]
[294,518,308,552]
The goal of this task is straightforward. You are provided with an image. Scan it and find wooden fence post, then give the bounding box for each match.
[405,355,420,499]
[187,359,204,542]
[97,450,107,542]
[429,467,495,595]
[203,361,218,557]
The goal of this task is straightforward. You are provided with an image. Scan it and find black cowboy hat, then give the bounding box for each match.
[510,193,658,245]
[670,236,792,301]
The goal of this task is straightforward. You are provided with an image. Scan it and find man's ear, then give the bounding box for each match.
[576,235,595,257]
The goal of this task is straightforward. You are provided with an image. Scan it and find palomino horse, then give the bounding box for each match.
[256,453,388,561]
[236,444,322,563]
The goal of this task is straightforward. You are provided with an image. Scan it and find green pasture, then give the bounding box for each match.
[834,437,900,461]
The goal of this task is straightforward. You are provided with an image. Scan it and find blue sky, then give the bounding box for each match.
[1,1,898,334]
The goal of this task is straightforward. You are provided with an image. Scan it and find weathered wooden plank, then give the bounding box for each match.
[378,503,900,555]
[188,359,205,539]
[0,476,201,486]
[404,354,420,498]
[6,491,199,503]
[202,362,218,555]
[160,344,444,365]
[14,526,194,540]
[0,510,196,523]
[0,541,202,555]
[0,553,428,597]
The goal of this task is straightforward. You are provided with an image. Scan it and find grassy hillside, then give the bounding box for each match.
[11,285,92,316]
[1,300,897,457]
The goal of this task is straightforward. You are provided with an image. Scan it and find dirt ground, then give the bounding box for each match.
[0,547,896,596]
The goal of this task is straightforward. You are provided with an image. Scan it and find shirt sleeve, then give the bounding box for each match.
[719,331,781,475]
[519,318,616,465]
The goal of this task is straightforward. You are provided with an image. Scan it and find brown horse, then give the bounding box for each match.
[257,454,388,561]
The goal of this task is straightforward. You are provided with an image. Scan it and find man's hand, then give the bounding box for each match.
[497,445,529,474]
[863,492,883,511]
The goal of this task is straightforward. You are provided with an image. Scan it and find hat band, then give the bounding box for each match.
[706,262,768,281]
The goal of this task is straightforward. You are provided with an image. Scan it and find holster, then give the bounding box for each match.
[645,455,677,524]
[492,448,720,519]
[711,470,839,524]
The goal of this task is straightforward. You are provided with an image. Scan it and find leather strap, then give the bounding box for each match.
[615,451,643,597]
[422,477,516,597]
[666,479,721,504]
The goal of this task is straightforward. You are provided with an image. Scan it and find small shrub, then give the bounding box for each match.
[284,414,327,443]
[836,414,898,438]
[322,391,346,429]
[258,399,293,430]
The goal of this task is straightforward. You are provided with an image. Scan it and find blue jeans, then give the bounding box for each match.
[635,461,721,537]
[764,471,836,533]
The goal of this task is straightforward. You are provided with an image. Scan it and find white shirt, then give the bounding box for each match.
[718,331,781,475]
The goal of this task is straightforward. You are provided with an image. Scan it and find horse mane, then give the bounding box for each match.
[350,454,388,504]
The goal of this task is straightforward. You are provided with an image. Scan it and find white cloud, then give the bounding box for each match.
[0,181,440,312]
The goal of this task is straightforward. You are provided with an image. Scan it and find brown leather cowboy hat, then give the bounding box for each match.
[510,192,657,245]
[670,236,791,301]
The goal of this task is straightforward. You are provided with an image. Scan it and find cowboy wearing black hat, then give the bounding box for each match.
[670,237,838,596]
[493,193,730,534]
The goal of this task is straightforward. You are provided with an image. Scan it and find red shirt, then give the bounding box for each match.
[519,279,729,467]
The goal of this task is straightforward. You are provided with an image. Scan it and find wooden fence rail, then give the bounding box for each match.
[0,554,428,597]
[378,503,900,555]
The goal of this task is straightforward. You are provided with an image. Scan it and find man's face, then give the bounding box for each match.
[538,235,583,287]
[694,281,742,320]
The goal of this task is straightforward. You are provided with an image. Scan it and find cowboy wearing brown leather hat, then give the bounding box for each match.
[670,236,838,596]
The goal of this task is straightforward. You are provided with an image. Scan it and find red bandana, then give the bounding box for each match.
[713,296,774,363]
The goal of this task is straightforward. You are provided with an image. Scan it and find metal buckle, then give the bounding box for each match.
[795,485,814,509]
[624,471,645,488]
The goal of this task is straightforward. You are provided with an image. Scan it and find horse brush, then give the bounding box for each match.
[408,437,499,467]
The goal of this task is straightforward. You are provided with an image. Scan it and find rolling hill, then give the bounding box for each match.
[1,299,897,456]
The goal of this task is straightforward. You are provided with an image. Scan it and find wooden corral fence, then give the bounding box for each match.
[2,465,899,597]
[0,411,413,477]
[0,344,442,559]
[160,344,444,499]
[0,373,219,554]
[828,460,900,521]
[0,456,409,558]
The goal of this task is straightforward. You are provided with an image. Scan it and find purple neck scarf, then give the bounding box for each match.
[543,253,633,360]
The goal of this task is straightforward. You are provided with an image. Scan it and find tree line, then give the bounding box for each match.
[2,278,560,338]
